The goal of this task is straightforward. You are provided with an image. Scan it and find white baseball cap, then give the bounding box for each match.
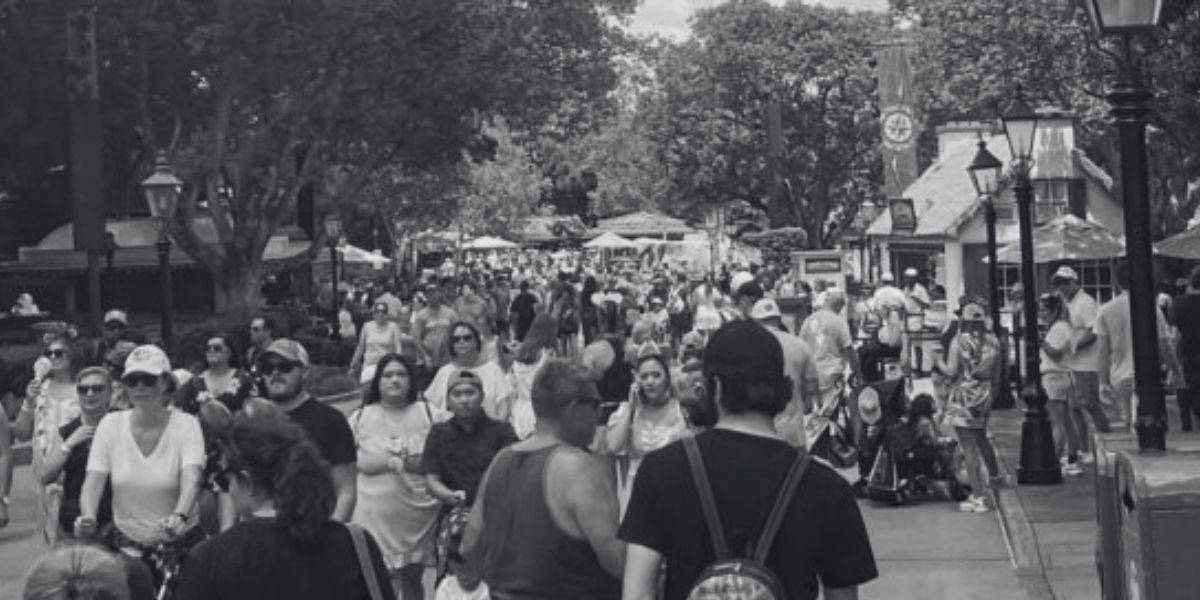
[880,272,895,283]
[103,309,129,326]
[730,271,755,295]
[750,298,783,321]
[124,345,171,377]
[904,267,918,277]
[1052,266,1079,281]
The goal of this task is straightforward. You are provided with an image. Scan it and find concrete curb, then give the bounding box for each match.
[991,453,1057,599]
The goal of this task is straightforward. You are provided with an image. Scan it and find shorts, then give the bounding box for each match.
[1042,371,1073,402]
[1071,370,1101,410]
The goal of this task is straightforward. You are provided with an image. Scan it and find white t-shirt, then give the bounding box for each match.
[798,309,852,387]
[1041,321,1074,373]
[1094,292,1169,382]
[423,360,513,420]
[1065,290,1099,372]
[87,409,205,545]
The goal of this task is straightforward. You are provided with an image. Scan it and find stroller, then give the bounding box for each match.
[804,377,859,469]
[855,379,971,506]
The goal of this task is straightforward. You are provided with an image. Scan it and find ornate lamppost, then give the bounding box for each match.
[967,137,1015,410]
[140,151,182,358]
[1001,90,1062,485]
[324,213,344,340]
[1082,0,1166,450]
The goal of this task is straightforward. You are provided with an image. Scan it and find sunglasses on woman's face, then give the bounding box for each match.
[206,344,227,353]
[452,334,474,343]
[76,384,108,396]
[44,348,66,359]
[122,373,160,388]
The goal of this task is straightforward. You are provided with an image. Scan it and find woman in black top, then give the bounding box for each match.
[178,333,253,414]
[38,366,114,538]
[175,412,395,600]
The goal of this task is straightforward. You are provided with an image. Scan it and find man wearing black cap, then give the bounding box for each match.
[620,320,877,600]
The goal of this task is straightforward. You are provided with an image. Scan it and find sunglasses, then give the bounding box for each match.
[76,384,108,396]
[250,326,263,332]
[44,348,67,359]
[261,361,299,376]
[452,334,475,343]
[206,344,228,353]
[122,373,160,388]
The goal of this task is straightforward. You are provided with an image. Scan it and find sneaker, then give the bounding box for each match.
[959,496,990,513]
[1063,463,1084,476]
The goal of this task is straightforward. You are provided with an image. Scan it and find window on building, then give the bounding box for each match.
[1033,179,1071,225]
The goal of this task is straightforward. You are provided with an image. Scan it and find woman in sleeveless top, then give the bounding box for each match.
[508,313,557,439]
[350,354,446,599]
[350,302,405,384]
[11,336,80,545]
[596,342,689,516]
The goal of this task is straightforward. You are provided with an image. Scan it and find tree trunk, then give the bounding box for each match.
[213,259,264,321]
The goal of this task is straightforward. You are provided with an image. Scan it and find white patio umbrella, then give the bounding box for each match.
[463,235,518,250]
[584,231,637,249]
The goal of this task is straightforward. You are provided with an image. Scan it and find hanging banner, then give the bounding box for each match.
[874,40,919,199]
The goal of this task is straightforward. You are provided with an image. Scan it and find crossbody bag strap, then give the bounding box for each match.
[345,522,386,600]
[751,451,811,564]
[682,436,730,559]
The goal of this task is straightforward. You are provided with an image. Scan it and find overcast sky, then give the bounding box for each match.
[627,0,889,39]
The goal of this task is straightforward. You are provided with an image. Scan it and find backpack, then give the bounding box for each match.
[682,437,810,600]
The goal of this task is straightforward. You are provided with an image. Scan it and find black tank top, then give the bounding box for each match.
[595,337,633,403]
[481,446,620,600]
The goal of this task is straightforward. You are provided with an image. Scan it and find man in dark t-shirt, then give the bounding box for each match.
[620,320,877,600]
[510,281,540,341]
[259,339,357,521]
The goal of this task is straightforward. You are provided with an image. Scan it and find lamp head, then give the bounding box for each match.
[1000,87,1039,165]
[1083,0,1163,36]
[967,137,1004,198]
[140,151,182,220]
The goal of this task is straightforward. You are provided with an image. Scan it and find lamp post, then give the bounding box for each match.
[967,137,1015,409]
[140,151,182,358]
[1001,90,1062,485]
[1083,0,1166,450]
[324,213,344,341]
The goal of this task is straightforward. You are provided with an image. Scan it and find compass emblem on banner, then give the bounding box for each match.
[881,105,916,151]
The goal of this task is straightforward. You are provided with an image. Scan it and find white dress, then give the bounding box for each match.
[600,399,689,516]
[507,351,550,439]
[31,379,79,544]
[349,402,447,569]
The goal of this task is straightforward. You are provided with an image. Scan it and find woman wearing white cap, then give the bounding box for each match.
[76,345,206,576]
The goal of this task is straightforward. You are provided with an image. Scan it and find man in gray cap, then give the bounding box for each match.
[258,339,356,521]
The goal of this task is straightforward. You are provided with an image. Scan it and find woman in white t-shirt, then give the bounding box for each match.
[1039,294,1081,476]
[76,345,206,557]
[423,322,513,421]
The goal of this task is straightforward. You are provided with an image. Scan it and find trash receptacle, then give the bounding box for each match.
[1098,434,1200,600]
[1116,450,1200,599]
[1095,432,1139,600]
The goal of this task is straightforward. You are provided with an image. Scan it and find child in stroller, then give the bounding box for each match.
[857,385,971,505]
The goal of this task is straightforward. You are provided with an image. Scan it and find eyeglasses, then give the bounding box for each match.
[76,384,108,396]
[452,334,475,343]
[122,373,160,388]
[261,361,299,375]
[44,349,66,359]
[250,326,263,333]
[206,344,227,353]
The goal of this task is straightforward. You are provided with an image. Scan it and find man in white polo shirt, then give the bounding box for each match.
[1053,266,1111,464]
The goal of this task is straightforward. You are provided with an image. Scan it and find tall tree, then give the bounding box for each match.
[641,0,886,248]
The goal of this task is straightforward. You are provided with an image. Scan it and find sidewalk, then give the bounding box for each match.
[988,407,1103,599]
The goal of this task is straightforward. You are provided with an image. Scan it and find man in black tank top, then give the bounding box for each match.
[463,360,623,600]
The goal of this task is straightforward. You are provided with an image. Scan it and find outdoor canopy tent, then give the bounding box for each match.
[584,231,638,249]
[992,214,1126,264]
[463,235,518,250]
[338,244,391,265]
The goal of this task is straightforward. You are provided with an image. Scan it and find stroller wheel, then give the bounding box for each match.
[949,481,972,502]
[890,489,910,506]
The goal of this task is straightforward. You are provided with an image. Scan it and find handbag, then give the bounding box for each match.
[346,522,386,600]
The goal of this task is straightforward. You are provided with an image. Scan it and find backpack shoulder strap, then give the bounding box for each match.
[345,522,386,600]
[751,450,811,564]
[682,436,730,559]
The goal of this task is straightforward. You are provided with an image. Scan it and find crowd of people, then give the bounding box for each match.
[3,255,1193,599]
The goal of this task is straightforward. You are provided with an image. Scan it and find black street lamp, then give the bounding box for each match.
[324,213,344,341]
[967,137,1015,410]
[1001,90,1062,485]
[1084,0,1166,451]
[140,151,182,358]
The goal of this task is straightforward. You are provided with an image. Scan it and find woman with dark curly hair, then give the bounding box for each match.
[174,412,396,600]
[350,353,446,600]
[178,333,253,414]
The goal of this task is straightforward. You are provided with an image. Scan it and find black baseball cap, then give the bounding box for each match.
[702,320,783,383]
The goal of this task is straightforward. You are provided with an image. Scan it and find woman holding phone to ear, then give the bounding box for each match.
[596,341,689,516]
